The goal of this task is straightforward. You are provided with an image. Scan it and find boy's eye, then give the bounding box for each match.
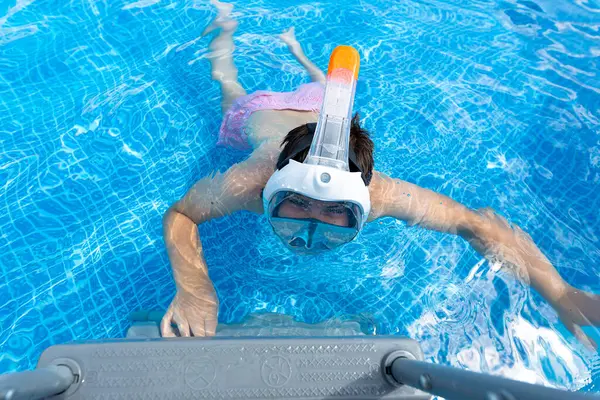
[289,197,309,208]
[325,207,346,215]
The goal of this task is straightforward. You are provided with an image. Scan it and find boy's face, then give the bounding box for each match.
[276,193,350,227]
[266,191,362,253]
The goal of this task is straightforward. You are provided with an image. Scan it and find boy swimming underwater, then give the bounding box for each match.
[161,1,600,348]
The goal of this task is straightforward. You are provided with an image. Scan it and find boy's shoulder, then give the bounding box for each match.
[218,142,281,213]
[366,171,395,221]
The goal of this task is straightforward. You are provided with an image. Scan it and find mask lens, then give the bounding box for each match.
[267,192,362,253]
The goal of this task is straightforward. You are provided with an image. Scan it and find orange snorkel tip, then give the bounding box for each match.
[327,46,360,84]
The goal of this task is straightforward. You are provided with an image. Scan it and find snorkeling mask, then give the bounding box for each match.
[263,46,371,254]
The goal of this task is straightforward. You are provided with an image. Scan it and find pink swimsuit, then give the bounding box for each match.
[217,82,325,151]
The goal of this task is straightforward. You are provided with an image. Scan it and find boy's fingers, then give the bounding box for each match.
[177,321,191,337]
[190,320,207,337]
[160,310,176,338]
[577,331,597,351]
[205,319,218,336]
[564,319,597,351]
[172,312,190,337]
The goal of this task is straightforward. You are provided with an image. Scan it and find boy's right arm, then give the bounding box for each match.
[161,143,278,337]
[161,203,219,337]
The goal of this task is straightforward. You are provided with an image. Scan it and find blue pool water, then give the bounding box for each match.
[1,0,600,392]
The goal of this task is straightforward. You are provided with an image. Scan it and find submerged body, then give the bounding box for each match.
[160,1,600,347]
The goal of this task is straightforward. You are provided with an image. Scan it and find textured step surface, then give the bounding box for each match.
[38,336,430,399]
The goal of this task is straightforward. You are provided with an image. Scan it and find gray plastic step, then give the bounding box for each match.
[125,313,369,339]
[38,336,429,399]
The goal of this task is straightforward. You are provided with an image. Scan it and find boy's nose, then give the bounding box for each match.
[309,208,321,220]
[308,203,328,221]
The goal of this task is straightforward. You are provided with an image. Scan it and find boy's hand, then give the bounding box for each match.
[555,288,600,350]
[161,289,219,337]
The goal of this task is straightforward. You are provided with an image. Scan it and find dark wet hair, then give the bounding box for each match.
[276,113,374,185]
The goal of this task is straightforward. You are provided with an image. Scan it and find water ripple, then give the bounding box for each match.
[0,0,599,392]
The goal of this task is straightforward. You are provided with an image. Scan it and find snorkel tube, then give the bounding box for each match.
[263,46,371,249]
[305,46,360,172]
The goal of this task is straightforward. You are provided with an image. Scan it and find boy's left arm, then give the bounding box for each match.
[370,172,600,348]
